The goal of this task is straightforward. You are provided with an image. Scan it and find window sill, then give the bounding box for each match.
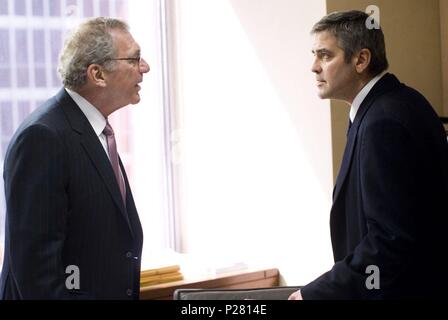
[139,268,279,300]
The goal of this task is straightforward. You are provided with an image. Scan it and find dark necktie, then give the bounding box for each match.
[103,121,126,204]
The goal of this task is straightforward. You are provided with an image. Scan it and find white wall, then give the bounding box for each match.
[174,0,333,285]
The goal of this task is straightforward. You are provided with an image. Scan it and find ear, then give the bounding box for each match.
[354,48,371,74]
[86,64,107,88]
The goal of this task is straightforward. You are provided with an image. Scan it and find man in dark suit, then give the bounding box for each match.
[289,10,448,299]
[0,17,149,299]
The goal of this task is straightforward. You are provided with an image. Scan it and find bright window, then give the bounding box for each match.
[172,0,333,285]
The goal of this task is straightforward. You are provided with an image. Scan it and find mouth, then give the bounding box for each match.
[316,80,326,87]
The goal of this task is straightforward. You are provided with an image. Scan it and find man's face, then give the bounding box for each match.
[311,31,359,103]
[105,29,150,109]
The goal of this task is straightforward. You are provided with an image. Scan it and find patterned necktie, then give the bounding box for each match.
[103,121,126,204]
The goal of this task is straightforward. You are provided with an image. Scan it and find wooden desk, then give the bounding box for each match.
[140,268,279,300]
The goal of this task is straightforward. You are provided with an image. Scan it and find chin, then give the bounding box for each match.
[130,95,141,105]
[317,91,328,99]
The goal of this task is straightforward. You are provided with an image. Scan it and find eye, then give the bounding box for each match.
[128,56,141,65]
[318,52,331,61]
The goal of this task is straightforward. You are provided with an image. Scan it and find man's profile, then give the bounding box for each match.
[289,10,448,299]
[0,17,149,299]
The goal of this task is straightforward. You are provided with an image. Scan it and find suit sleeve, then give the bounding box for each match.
[3,124,71,299]
[301,118,421,299]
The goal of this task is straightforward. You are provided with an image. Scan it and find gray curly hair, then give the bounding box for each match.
[58,17,129,90]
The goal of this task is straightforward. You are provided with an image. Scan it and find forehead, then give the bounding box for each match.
[312,31,340,52]
[110,29,140,54]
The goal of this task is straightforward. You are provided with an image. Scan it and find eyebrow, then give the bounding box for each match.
[312,48,332,55]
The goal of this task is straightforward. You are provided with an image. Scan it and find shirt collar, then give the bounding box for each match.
[65,88,107,136]
[350,71,387,122]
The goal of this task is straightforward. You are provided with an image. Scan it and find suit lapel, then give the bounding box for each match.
[57,89,132,232]
[333,123,357,201]
[120,158,142,240]
[332,73,401,202]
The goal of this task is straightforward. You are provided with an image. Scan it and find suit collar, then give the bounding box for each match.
[352,73,401,127]
[65,88,107,137]
[333,73,402,202]
[54,89,86,134]
[350,71,387,122]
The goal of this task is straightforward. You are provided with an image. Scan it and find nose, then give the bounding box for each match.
[139,57,150,73]
[311,57,321,74]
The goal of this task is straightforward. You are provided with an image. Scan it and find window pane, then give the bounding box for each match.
[16,30,29,87]
[50,30,62,86]
[83,0,93,17]
[1,141,8,158]
[66,0,77,8]
[49,0,61,16]
[17,68,29,87]
[32,0,44,16]
[14,0,26,16]
[18,101,31,122]
[0,68,10,87]
[66,0,78,17]
[116,0,127,17]
[16,29,29,87]
[16,29,28,64]
[99,0,109,16]
[0,102,13,137]
[33,29,46,87]
[33,29,45,63]
[0,29,9,62]
[0,29,10,87]
[0,0,8,15]
[34,68,46,87]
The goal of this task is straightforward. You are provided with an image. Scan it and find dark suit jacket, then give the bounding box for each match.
[301,73,448,299]
[0,89,143,299]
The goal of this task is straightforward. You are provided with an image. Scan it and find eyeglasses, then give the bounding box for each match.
[107,56,141,66]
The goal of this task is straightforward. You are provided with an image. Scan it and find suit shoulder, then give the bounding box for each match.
[5,96,71,154]
[7,121,64,156]
[361,84,445,145]
[15,96,69,135]
[365,84,438,125]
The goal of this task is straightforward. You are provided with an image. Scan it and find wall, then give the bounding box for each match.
[441,0,448,115]
[326,0,444,180]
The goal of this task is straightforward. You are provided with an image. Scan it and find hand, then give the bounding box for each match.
[288,290,303,300]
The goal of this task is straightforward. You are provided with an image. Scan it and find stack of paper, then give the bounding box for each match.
[140,265,183,286]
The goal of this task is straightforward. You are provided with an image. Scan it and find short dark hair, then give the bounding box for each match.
[311,10,389,76]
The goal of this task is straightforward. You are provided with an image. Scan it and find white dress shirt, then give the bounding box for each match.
[350,71,387,122]
[65,88,110,159]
